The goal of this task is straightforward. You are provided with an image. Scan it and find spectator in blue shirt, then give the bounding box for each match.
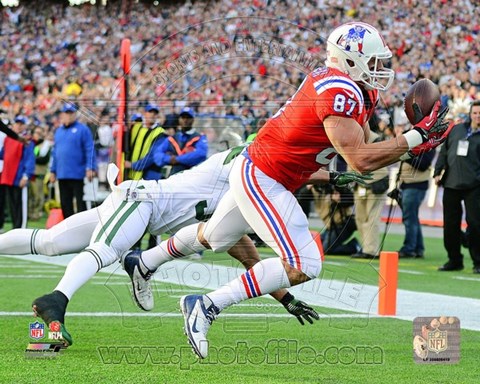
[50,103,96,218]
[154,107,208,176]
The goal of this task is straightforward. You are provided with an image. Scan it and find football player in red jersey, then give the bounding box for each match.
[132,22,452,359]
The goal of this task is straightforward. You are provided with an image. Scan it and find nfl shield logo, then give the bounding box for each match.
[30,321,45,340]
[428,329,448,354]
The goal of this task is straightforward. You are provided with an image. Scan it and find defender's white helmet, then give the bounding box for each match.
[325,22,394,91]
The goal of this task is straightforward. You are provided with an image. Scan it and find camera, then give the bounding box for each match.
[314,183,334,194]
[314,184,353,195]
[387,188,402,208]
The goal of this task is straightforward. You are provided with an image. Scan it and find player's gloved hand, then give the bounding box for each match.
[280,292,319,325]
[403,120,454,159]
[412,101,450,143]
[329,170,373,187]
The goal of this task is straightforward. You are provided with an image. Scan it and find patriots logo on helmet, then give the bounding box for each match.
[338,25,370,54]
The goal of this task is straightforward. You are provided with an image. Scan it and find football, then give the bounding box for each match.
[403,78,440,125]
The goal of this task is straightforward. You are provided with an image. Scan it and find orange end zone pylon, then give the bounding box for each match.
[378,251,399,316]
[116,38,131,184]
[310,230,325,262]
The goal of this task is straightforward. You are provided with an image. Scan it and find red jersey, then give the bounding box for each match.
[248,67,378,192]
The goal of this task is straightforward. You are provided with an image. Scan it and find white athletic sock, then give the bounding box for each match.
[207,258,291,312]
[0,229,37,254]
[54,251,99,300]
[140,245,173,271]
[141,224,207,270]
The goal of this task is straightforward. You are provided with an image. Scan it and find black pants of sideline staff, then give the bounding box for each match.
[1,184,27,228]
[443,185,480,269]
[58,179,87,219]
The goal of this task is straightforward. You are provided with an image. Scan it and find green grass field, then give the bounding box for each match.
[1,227,479,383]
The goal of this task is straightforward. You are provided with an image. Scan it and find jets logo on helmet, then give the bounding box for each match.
[325,22,394,91]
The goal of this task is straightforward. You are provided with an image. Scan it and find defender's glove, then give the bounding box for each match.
[280,292,319,325]
[412,101,450,143]
[329,170,373,187]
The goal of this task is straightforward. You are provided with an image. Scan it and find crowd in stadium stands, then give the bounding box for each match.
[0,0,478,137]
[0,0,477,216]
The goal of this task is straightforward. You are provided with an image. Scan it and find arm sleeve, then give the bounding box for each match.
[50,136,57,174]
[131,152,154,172]
[133,137,171,171]
[83,126,97,171]
[407,148,435,172]
[151,139,171,168]
[23,143,36,178]
[176,135,208,166]
[433,141,447,177]
[131,151,161,171]
[0,120,20,140]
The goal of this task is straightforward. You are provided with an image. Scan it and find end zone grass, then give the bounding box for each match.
[1,316,479,383]
[0,233,479,383]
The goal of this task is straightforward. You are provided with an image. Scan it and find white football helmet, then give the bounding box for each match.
[325,22,394,91]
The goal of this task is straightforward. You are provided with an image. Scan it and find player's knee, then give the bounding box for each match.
[196,223,211,249]
[202,225,233,253]
[202,233,234,253]
[282,257,321,283]
[206,238,231,253]
[298,257,322,279]
[302,259,322,279]
[85,243,119,268]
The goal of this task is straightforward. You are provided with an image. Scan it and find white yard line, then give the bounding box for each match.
[397,269,425,275]
[453,276,480,282]
[322,260,347,267]
[2,254,480,331]
[0,274,64,278]
[0,265,62,270]
[0,311,377,319]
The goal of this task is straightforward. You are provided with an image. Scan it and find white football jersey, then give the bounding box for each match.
[114,146,245,235]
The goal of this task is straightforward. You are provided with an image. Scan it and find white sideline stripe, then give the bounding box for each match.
[322,261,347,267]
[0,265,62,270]
[1,254,480,331]
[0,311,377,319]
[0,274,64,278]
[153,288,204,293]
[0,260,33,265]
[397,269,425,275]
[91,283,205,293]
[234,303,283,307]
[0,274,127,280]
[453,276,480,282]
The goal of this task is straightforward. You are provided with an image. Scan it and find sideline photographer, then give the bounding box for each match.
[312,183,361,256]
[352,131,390,259]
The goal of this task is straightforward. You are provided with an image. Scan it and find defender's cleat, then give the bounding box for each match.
[32,291,72,346]
[180,295,219,359]
[122,250,155,311]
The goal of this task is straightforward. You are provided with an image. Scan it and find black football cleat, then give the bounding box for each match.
[32,290,72,346]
